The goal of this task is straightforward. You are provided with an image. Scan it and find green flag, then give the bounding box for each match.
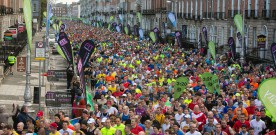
[53,24,57,31]
[56,45,66,59]
[124,26,129,35]
[43,11,47,17]
[212,75,220,95]
[137,12,142,23]
[208,41,216,60]
[149,32,156,43]
[234,14,243,35]
[110,16,114,21]
[201,72,215,93]
[86,86,94,111]
[173,77,189,99]
[108,24,111,31]
[258,78,276,121]
[58,20,62,27]
[23,0,32,51]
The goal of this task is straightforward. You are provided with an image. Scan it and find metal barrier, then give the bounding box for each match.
[46,107,85,120]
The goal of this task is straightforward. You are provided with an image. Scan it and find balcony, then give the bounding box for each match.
[186,13,191,19]
[252,10,259,18]
[262,10,271,19]
[142,9,155,15]
[272,10,276,19]
[0,5,6,15]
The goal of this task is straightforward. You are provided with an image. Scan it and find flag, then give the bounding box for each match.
[173,77,189,99]
[137,12,142,23]
[201,72,215,93]
[234,14,243,35]
[86,86,94,111]
[79,40,96,66]
[202,27,208,43]
[149,32,156,43]
[23,0,32,51]
[208,41,216,60]
[168,12,176,27]
[271,43,276,67]
[138,28,144,40]
[124,26,129,35]
[70,117,81,125]
[58,32,73,64]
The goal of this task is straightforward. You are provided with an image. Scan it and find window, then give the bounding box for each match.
[214,26,217,43]
[253,27,257,47]
[33,3,37,12]
[221,27,224,46]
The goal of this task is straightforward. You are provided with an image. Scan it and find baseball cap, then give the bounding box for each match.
[101,117,107,123]
[184,115,191,118]
[37,111,43,117]
[50,122,58,129]
[122,94,127,97]
[87,118,95,124]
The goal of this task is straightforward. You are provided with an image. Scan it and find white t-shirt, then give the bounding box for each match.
[180,121,190,131]
[59,128,74,135]
[175,113,185,124]
[250,119,266,135]
[186,131,202,135]
[107,106,118,115]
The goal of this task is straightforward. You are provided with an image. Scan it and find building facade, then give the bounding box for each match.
[52,3,68,17]
[0,0,24,39]
[32,0,41,31]
[69,2,80,18]
[81,0,276,61]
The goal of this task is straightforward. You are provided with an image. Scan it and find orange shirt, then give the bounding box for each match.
[106,76,115,82]
[234,107,248,119]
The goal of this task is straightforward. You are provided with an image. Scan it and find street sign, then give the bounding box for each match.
[35,41,46,60]
[17,56,26,72]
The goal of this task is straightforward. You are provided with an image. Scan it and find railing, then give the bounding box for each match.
[262,10,271,19]
[0,5,6,15]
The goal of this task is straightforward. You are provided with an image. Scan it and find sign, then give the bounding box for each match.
[257,35,266,48]
[173,77,189,99]
[17,57,26,72]
[45,91,71,107]
[46,70,67,81]
[201,72,215,93]
[35,41,46,60]
[258,78,276,122]
[8,28,18,38]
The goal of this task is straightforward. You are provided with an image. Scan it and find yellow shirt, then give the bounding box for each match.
[50,131,61,135]
[108,85,117,93]
[114,124,126,135]
[155,113,165,124]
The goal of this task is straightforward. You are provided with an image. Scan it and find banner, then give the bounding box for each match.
[137,12,142,23]
[57,32,73,64]
[168,12,176,27]
[77,58,85,96]
[127,24,130,35]
[208,41,216,60]
[182,25,187,39]
[110,16,114,22]
[212,75,220,95]
[228,37,236,60]
[133,25,138,36]
[201,72,215,93]
[234,14,243,35]
[86,86,94,111]
[138,28,144,40]
[116,25,121,33]
[175,31,182,47]
[174,77,189,99]
[258,78,276,121]
[119,14,123,22]
[23,0,32,51]
[202,27,208,43]
[124,26,129,35]
[56,45,66,59]
[271,43,276,67]
[198,33,202,48]
[153,27,159,43]
[79,40,96,67]
[257,35,266,48]
[108,23,111,31]
[149,32,156,43]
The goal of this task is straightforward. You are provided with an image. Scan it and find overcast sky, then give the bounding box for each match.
[56,0,79,4]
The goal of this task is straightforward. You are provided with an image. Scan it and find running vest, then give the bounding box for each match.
[8,56,15,64]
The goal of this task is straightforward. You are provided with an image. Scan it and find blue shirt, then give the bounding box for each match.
[176,130,184,135]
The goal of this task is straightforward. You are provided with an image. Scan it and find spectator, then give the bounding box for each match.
[72,123,85,135]
[16,122,24,134]
[54,114,63,131]
[59,121,73,135]
[233,113,250,132]
[185,123,201,135]
[17,105,35,129]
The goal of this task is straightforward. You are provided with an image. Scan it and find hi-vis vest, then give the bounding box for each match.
[8,56,16,64]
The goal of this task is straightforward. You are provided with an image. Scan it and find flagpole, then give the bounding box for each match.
[24,40,32,106]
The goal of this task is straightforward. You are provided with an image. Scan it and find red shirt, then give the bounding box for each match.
[233,120,250,132]
[131,125,144,135]
[246,106,256,115]
[112,91,123,97]
[188,102,198,110]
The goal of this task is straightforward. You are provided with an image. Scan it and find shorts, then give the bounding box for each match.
[9,63,14,66]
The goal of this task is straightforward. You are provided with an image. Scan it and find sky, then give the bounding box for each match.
[56,0,79,4]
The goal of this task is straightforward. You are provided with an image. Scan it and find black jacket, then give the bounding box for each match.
[17,112,35,129]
